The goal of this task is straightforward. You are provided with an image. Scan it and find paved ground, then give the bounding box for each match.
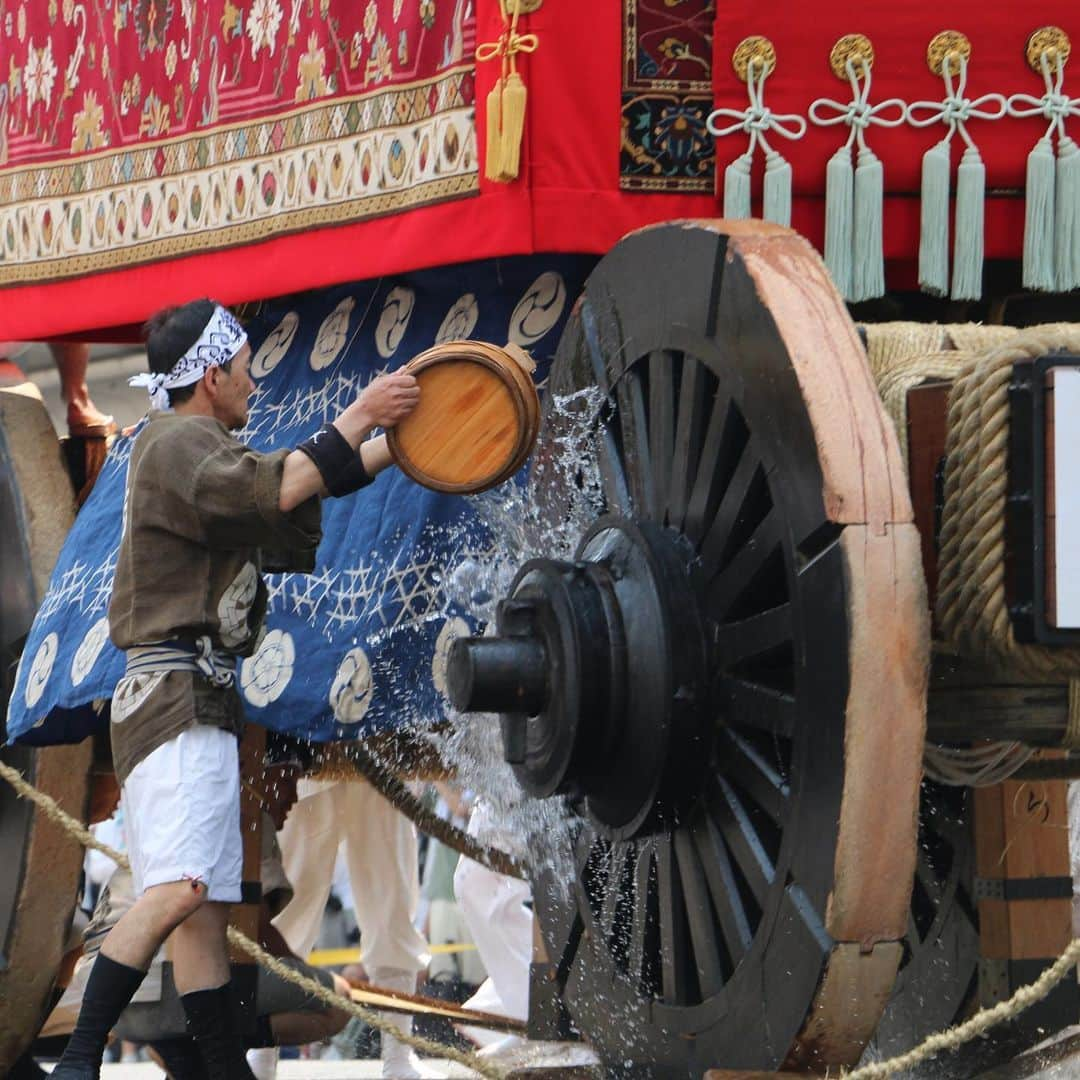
[77,1062,482,1078]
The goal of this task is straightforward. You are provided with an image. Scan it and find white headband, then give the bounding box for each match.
[130,305,248,411]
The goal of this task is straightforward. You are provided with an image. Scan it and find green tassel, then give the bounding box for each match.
[762,149,792,226]
[723,153,753,219]
[823,145,854,298]
[1023,136,1057,292]
[951,145,985,301]
[852,145,885,302]
[919,139,951,297]
[1055,135,1080,291]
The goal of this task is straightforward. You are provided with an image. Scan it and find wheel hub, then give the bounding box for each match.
[446,516,711,839]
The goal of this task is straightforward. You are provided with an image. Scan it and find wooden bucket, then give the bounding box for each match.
[387,339,541,494]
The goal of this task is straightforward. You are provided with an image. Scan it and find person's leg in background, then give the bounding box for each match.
[273,779,346,960]
[343,781,441,1080]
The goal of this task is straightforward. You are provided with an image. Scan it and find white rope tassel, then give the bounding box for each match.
[823,145,854,296]
[723,151,754,219]
[810,60,904,301]
[853,145,885,301]
[952,143,986,300]
[1057,135,1080,290]
[906,55,1007,301]
[1007,51,1080,291]
[708,61,806,225]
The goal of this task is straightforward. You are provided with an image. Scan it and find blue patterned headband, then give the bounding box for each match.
[130,305,248,411]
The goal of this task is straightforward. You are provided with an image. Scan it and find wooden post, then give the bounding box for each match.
[974,778,1078,1031]
[231,723,266,1034]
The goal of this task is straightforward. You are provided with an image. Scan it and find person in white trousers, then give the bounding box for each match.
[273,777,440,1079]
[452,801,532,1057]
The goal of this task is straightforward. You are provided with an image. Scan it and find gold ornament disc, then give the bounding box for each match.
[830,34,874,79]
[927,30,972,77]
[732,36,776,82]
[1026,26,1071,72]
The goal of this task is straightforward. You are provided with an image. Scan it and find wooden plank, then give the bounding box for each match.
[347,981,527,1034]
[974,780,1073,969]
[906,381,950,613]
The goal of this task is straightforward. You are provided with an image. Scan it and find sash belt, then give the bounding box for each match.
[125,636,237,689]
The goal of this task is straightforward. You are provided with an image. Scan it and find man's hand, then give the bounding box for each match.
[356,372,420,430]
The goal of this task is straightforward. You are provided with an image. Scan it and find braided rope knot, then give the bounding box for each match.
[810,61,905,148]
[905,56,1007,147]
[475,29,538,62]
[1006,54,1080,133]
[706,60,807,146]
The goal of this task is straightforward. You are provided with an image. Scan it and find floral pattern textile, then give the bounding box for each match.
[0,0,477,285]
[620,0,715,193]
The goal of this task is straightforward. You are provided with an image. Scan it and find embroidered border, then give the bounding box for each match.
[620,0,716,194]
[0,68,477,286]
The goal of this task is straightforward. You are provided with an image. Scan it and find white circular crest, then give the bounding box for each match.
[311,297,356,371]
[374,286,415,358]
[329,647,374,725]
[241,628,295,708]
[218,562,259,648]
[509,272,567,346]
[71,618,110,687]
[111,671,166,724]
[24,632,59,708]
[251,311,299,378]
[432,617,470,696]
[435,294,479,344]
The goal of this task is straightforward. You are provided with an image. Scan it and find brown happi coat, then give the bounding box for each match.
[108,412,321,783]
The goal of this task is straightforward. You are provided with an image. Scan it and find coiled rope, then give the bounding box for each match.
[0,756,503,1080]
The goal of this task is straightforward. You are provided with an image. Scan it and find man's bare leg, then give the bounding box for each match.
[170,900,256,1080]
[47,342,115,433]
[50,881,207,1078]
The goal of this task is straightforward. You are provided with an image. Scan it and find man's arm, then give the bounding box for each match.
[278,372,419,512]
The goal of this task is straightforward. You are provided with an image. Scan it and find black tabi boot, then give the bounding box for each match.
[49,954,147,1078]
[180,983,256,1080]
[8,1048,47,1079]
[148,1038,209,1080]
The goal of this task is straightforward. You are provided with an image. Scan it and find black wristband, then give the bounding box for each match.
[296,423,373,497]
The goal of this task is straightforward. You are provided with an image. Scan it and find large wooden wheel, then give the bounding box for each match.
[0,389,89,1071]
[449,221,930,1074]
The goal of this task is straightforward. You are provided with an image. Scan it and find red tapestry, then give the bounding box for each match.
[0,0,476,287]
[620,0,715,193]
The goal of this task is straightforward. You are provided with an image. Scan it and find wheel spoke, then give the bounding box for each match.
[673,827,726,998]
[721,729,790,824]
[914,846,946,911]
[614,370,656,517]
[579,299,613,393]
[684,395,744,547]
[648,350,676,524]
[698,444,764,576]
[655,835,692,1005]
[667,355,708,533]
[713,778,775,907]
[691,812,752,966]
[718,677,796,738]
[714,603,793,668]
[707,509,782,619]
[629,842,659,993]
[598,842,624,951]
[596,425,632,514]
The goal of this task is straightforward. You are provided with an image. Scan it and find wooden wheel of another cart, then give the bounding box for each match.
[526,221,930,1073]
[0,389,90,1071]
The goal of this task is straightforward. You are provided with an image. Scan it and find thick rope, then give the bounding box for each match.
[937,325,1080,678]
[843,936,1080,1078]
[0,757,501,1079]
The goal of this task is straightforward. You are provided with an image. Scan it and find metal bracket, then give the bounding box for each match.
[973,875,1073,902]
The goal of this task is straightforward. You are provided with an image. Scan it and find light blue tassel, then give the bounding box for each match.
[823,146,854,298]
[724,152,753,219]
[1055,136,1080,291]
[762,149,792,226]
[951,145,985,301]
[1023,136,1057,292]
[852,145,885,302]
[919,140,951,297]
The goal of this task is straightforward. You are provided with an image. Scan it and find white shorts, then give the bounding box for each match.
[122,725,243,903]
